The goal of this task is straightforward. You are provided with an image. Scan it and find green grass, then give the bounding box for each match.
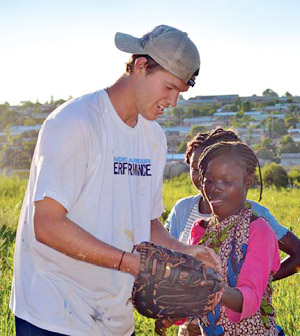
[0,175,25,335]
[0,173,299,335]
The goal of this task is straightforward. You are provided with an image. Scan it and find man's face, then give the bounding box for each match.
[133,62,189,120]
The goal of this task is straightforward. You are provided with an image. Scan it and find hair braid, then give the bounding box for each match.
[185,128,240,164]
[198,141,263,201]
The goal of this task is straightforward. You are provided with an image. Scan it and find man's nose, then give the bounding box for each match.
[168,91,179,107]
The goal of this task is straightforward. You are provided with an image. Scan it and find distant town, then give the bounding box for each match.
[1,89,300,184]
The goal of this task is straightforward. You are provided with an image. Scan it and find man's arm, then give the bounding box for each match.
[150,218,221,272]
[274,231,300,281]
[34,197,140,277]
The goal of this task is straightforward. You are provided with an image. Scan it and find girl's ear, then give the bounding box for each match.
[245,173,255,189]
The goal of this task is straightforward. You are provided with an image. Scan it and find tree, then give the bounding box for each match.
[177,140,188,153]
[186,104,202,118]
[256,147,277,161]
[285,91,293,98]
[241,101,251,112]
[285,116,299,129]
[288,167,300,187]
[262,89,279,98]
[278,135,299,155]
[189,125,206,137]
[254,138,278,161]
[0,146,31,169]
[170,106,184,124]
[265,116,287,138]
[288,104,300,114]
[0,109,22,131]
[261,162,288,188]
[231,110,252,128]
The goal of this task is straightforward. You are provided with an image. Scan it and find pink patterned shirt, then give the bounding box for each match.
[188,218,281,322]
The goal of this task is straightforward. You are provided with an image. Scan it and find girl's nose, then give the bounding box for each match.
[211,181,223,194]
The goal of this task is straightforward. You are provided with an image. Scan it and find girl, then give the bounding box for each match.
[162,129,299,335]
[166,128,300,282]
[189,141,281,335]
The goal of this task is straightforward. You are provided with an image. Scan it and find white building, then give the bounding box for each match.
[280,153,300,167]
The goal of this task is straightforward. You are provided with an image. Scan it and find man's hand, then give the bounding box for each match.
[150,219,221,272]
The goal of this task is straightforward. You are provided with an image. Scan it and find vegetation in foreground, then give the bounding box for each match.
[0,174,299,335]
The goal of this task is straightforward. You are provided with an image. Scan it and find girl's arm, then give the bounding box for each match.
[221,286,243,312]
[250,200,300,280]
[274,231,300,281]
[225,219,280,323]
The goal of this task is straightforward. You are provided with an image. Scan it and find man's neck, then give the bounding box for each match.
[106,75,139,128]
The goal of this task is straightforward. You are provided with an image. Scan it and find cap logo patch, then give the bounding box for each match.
[141,26,166,48]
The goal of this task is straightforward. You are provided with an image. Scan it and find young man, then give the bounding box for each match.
[10,25,220,336]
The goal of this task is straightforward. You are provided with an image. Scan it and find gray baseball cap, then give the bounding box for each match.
[115,25,200,87]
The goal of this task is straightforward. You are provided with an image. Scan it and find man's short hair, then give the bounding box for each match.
[126,54,164,74]
[125,54,164,75]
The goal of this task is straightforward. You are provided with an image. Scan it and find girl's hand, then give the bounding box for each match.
[155,318,182,336]
[180,244,222,273]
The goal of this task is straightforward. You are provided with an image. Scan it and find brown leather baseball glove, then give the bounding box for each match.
[131,242,224,325]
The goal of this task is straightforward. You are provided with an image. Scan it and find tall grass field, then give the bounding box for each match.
[0,174,299,335]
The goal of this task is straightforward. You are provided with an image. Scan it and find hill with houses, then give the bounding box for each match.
[1,91,300,179]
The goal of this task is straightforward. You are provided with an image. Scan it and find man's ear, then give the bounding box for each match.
[133,56,148,74]
[245,173,255,189]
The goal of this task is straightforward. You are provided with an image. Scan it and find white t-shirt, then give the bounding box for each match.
[10,90,167,336]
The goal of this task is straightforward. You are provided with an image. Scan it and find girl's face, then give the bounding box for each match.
[202,154,253,221]
[189,147,205,190]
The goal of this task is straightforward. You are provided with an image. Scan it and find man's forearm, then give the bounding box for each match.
[34,197,140,277]
[150,218,186,251]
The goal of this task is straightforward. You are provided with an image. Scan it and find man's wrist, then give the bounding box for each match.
[119,252,140,278]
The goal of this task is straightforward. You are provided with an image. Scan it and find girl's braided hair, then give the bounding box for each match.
[198,141,263,201]
[185,128,240,164]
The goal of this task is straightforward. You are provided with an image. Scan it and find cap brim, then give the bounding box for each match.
[115,32,145,54]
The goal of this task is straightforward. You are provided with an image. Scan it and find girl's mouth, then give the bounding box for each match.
[209,199,224,206]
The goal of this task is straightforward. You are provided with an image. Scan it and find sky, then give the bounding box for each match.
[1,0,300,105]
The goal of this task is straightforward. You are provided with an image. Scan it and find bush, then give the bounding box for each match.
[261,163,288,188]
[288,167,300,187]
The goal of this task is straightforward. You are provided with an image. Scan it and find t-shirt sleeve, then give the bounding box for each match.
[225,218,281,322]
[32,110,90,211]
[166,205,180,238]
[250,200,289,240]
